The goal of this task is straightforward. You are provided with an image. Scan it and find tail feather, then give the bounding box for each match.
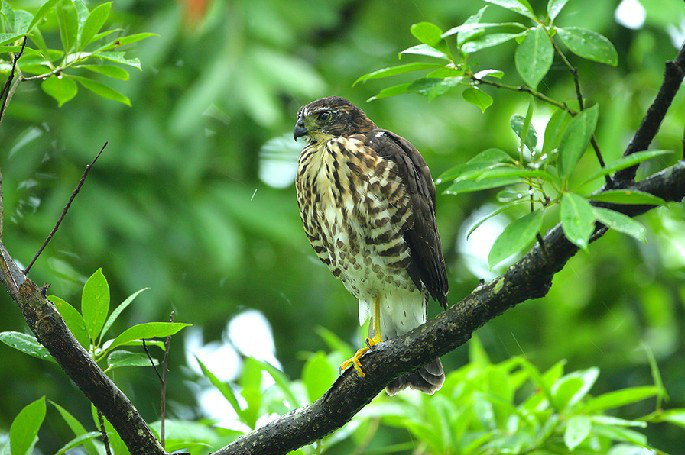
[386,358,444,395]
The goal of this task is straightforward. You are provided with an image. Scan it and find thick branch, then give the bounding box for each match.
[614,42,685,184]
[0,246,166,455]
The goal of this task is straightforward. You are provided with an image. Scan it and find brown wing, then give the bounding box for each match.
[365,129,449,307]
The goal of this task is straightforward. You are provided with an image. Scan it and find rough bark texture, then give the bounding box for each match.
[0,243,167,455]
[211,163,685,455]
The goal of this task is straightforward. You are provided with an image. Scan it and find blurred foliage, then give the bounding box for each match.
[1,0,685,454]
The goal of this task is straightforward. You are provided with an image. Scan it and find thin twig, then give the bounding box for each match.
[161,311,174,448]
[473,76,569,111]
[23,141,108,275]
[546,32,611,185]
[97,409,113,455]
[0,36,27,125]
[142,339,163,382]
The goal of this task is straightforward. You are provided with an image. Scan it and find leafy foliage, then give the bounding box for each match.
[0,0,153,106]
[355,0,672,267]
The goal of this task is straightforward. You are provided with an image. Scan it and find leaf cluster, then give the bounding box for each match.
[1,0,155,106]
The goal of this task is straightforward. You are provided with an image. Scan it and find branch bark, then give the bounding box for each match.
[0,242,167,455]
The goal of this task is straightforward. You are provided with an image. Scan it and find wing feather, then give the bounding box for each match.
[365,129,449,307]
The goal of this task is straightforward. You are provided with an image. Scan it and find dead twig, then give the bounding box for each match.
[97,410,113,455]
[161,311,174,448]
[0,36,27,125]
[23,141,108,275]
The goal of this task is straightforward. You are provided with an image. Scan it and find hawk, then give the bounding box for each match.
[294,96,448,394]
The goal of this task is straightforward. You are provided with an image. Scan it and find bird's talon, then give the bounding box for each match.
[340,346,369,377]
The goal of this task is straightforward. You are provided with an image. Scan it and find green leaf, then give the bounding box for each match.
[28,0,61,31]
[240,358,263,429]
[50,402,98,455]
[660,410,685,429]
[443,22,526,38]
[558,105,599,178]
[71,75,131,106]
[476,167,556,183]
[408,76,463,100]
[462,87,493,112]
[587,189,665,205]
[80,2,110,49]
[488,210,544,267]
[95,32,157,52]
[55,432,100,455]
[411,22,443,47]
[592,207,645,242]
[543,108,571,155]
[106,322,190,354]
[316,326,353,358]
[56,0,78,52]
[48,296,89,348]
[462,33,523,53]
[81,268,110,343]
[561,193,595,249]
[469,335,490,365]
[302,352,336,403]
[564,416,591,450]
[456,6,488,46]
[515,26,553,88]
[10,396,46,455]
[445,176,521,194]
[510,113,537,151]
[354,63,443,86]
[367,82,411,101]
[438,148,514,183]
[96,51,141,69]
[107,350,157,370]
[0,332,54,363]
[467,201,528,240]
[483,0,537,19]
[582,150,673,184]
[583,386,659,413]
[474,69,505,79]
[552,367,598,410]
[41,76,77,107]
[591,424,647,446]
[195,356,243,420]
[100,288,148,341]
[399,44,448,60]
[557,27,618,66]
[547,0,570,20]
[259,361,300,408]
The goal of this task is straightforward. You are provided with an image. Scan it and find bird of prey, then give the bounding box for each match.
[294,96,448,394]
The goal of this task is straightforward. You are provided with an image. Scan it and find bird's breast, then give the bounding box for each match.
[296,136,417,301]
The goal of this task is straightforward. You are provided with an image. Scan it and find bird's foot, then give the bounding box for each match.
[340,346,370,377]
[340,334,383,377]
[365,333,382,349]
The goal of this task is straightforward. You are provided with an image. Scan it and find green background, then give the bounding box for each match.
[1,0,684,453]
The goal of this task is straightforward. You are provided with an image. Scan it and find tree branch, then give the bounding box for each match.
[614,42,685,184]
[0,242,167,455]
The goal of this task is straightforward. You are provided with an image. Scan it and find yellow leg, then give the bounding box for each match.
[341,298,383,377]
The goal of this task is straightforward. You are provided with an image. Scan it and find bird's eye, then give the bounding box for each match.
[320,111,332,121]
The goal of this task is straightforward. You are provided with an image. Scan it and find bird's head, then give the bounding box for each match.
[294,96,376,142]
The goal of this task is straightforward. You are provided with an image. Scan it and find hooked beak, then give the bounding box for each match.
[294,117,308,141]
